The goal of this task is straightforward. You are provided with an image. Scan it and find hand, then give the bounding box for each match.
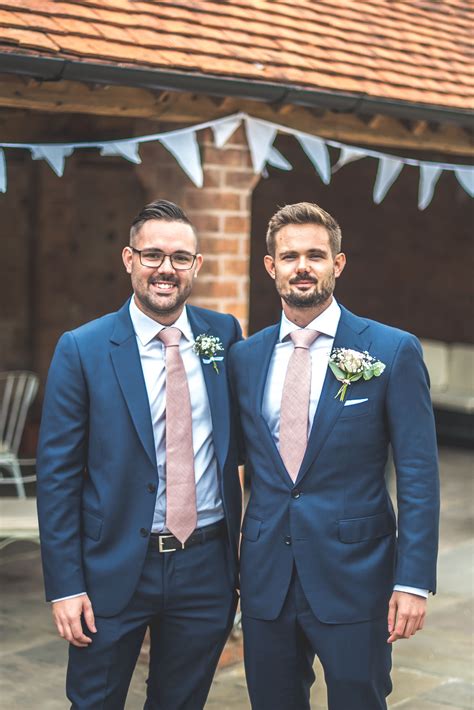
[387,591,426,643]
[52,595,97,648]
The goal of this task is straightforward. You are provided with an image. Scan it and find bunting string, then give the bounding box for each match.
[0,112,472,209]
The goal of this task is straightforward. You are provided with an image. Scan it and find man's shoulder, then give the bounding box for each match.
[231,323,278,356]
[188,304,236,325]
[65,306,125,343]
[341,306,419,349]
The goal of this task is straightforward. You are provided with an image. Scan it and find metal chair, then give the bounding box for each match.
[0,371,39,498]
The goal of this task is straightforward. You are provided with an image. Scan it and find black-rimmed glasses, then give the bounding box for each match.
[130,247,197,270]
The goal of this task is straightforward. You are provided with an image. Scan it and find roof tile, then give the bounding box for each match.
[0,0,470,111]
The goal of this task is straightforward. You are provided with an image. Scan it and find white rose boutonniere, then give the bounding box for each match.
[328,348,386,402]
[193,334,224,374]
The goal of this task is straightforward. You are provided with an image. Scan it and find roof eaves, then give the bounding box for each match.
[0,52,472,128]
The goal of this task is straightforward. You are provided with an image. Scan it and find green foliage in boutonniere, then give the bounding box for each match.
[329,348,386,402]
[193,334,225,374]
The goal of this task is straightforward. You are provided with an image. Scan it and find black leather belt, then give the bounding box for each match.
[150,520,225,553]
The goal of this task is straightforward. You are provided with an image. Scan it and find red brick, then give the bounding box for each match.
[193,280,239,299]
[199,237,240,255]
[189,213,220,233]
[224,170,256,190]
[184,191,241,212]
[203,168,223,188]
[222,258,248,276]
[224,215,250,234]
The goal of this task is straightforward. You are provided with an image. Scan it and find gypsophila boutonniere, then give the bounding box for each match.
[328,348,386,402]
[193,334,225,374]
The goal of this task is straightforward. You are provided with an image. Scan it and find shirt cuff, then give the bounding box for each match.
[51,592,87,603]
[393,585,428,598]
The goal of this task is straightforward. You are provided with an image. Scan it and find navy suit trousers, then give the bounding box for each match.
[242,566,392,710]
[67,534,237,709]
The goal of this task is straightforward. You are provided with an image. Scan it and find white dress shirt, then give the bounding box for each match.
[262,298,427,600]
[129,297,224,532]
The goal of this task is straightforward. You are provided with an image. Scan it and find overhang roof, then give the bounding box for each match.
[0,0,472,121]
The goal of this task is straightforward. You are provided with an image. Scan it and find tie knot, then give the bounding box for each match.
[289,329,319,350]
[158,327,182,347]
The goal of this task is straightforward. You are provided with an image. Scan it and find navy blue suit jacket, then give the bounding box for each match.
[229,305,439,624]
[37,299,242,616]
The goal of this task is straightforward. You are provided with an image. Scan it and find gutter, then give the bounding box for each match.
[0,52,472,128]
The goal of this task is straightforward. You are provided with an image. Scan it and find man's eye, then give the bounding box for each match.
[143,252,163,260]
[173,254,191,263]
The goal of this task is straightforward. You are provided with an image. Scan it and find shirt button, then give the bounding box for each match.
[291,489,301,499]
[147,483,157,493]
[140,528,149,537]
[284,536,292,545]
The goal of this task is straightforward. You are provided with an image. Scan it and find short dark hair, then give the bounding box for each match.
[130,200,197,246]
[266,202,342,257]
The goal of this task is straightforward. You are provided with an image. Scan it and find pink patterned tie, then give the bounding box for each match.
[158,327,197,544]
[279,329,319,481]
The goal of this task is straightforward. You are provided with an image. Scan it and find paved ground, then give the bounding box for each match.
[0,446,472,709]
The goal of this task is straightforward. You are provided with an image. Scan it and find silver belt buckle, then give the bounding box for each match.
[158,534,184,553]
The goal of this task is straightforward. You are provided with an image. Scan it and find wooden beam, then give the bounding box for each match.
[0,74,471,157]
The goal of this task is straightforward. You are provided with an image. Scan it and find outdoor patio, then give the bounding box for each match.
[0,445,472,709]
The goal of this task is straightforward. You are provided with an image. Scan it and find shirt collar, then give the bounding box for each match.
[129,296,194,346]
[279,298,341,342]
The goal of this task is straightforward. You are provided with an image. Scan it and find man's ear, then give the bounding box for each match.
[264,254,276,279]
[122,246,133,274]
[334,252,346,279]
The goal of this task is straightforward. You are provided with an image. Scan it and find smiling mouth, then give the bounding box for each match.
[150,281,177,292]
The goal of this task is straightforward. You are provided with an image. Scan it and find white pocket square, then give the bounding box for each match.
[343,398,368,407]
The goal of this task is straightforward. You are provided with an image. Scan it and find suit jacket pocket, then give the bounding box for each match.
[241,515,262,541]
[339,399,371,418]
[82,509,103,541]
[338,511,395,543]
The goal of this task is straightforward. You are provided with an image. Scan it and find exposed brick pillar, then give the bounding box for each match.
[182,127,259,335]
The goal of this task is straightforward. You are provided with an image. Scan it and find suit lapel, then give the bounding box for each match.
[250,324,292,487]
[296,307,372,483]
[187,307,229,472]
[110,300,157,469]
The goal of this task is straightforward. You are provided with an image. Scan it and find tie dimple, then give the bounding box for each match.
[158,327,197,543]
[279,329,319,481]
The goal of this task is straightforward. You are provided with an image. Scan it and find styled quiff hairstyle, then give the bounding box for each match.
[266,202,342,257]
[130,199,197,246]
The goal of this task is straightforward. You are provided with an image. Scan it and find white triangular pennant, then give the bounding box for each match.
[332,146,367,174]
[30,145,74,177]
[266,147,292,171]
[418,165,443,210]
[296,134,331,184]
[212,117,242,148]
[244,117,277,173]
[373,157,404,204]
[159,131,203,187]
[100,141,142,164]
[454,167,474,197]
[0,149,6,193]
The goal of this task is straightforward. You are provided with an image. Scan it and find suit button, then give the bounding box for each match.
[291,489,301,499]
[284,536,292,545]
[147,483,156,493]
[140,528,149,537]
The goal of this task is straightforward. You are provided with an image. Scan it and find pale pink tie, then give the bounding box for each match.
[279,329,319,481]
[158,327,197,544]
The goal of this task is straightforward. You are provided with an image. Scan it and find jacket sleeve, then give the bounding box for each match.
[386,333,440,593]
[36,331,88,601]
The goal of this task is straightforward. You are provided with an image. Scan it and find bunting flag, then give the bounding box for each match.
[266,147,292,171]
[100,140,142,164]
[0,149,6,193]
[244,117,277,174]
[159,130,203,187]
[0,112,472,209]
[418,165,443,210]
[454,167,474,197]
[296,134,331,184]
[30,145,74,177]
[212,115,242,148]
[373,157,404,204]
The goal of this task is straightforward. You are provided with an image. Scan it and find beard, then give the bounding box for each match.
[278,271,335,309]
[135,274,192,318]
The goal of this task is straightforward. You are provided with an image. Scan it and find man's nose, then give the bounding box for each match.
[296,256,309,271]
[157,255,175,273]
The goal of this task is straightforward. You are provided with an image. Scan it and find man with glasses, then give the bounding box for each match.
[37,200,243,708]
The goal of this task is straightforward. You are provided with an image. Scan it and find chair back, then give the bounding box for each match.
[0,371,39,455]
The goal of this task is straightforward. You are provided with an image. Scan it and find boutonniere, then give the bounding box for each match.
[328,348,386,402]
[193,334,225,374]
